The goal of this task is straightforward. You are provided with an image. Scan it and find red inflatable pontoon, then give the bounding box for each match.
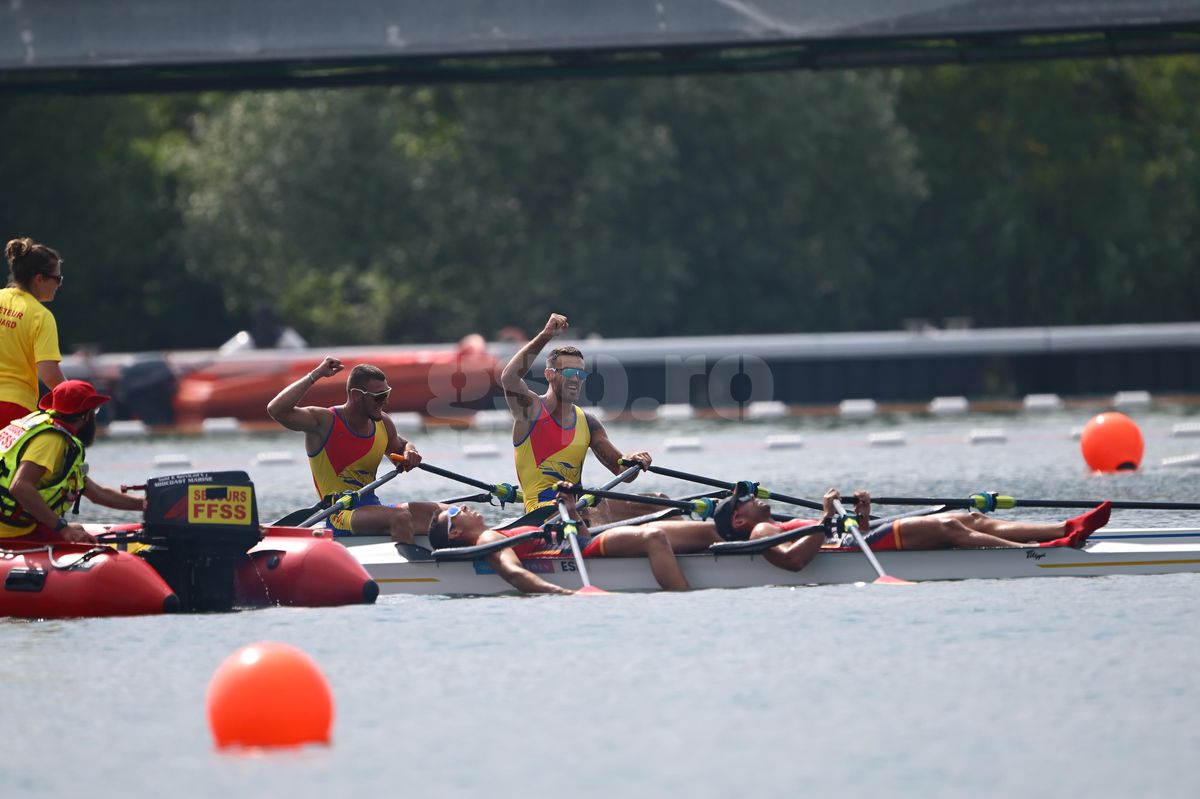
[1,542,179,619]
[235,527,380,607]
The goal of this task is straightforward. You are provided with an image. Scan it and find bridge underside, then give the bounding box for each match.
[4,1,1200,94]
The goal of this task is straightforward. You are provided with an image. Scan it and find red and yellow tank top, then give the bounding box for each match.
[308,407,388,500]
[514,399,592,511]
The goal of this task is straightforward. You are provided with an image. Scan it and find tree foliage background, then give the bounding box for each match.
[1,57,1197,353]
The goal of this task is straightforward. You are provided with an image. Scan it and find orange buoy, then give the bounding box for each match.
[206,642,334,749]
[1080,412,1144,472]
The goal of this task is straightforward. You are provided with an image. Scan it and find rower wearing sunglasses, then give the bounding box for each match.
[427,484,691,593]
[501,312,653,524]
[268,356,442,543]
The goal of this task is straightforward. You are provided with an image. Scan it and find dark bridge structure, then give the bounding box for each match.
[4,1,1200,94]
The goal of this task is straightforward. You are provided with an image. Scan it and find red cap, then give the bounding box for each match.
[38,379,111,415]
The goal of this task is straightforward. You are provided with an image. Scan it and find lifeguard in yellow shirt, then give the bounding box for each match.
[501,313,652,523]
[0,238,67,426]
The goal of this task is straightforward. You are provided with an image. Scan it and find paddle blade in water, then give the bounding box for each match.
[575,585,611,596]
[874,575,914,585]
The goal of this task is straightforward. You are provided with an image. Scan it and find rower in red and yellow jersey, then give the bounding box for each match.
[500,312,653,523]
[513,399,592,513]
[268,357,445,542]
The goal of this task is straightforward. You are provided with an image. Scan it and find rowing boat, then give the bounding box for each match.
[332,527,1200,596]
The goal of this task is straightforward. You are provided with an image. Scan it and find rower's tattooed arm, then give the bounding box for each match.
[587,416,650,479]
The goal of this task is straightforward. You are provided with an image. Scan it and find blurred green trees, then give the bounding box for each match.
[2,57,1197,352]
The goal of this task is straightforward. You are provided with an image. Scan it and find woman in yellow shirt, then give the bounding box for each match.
[0,237,66,426]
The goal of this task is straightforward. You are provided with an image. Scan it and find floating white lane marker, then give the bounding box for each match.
[747,401,788,419]
[839,399,878,418]
[201,417,241,434]
[1162,453,1200,467]
[663,437,703,452]
[1113,390,1152,409]
[106,420,148,437]
[928,396,968,415]
[253,451,295,466]
[658,404,695,421]
[472,409,512,429]
[389,412,424,430]
[1023,393,1064,412]
[868,431,906,447]
[462,444,500,458]
[765,434,804,450]
[154,453,193,467]
[968,428,1008,444]
[1171,422,1200,438]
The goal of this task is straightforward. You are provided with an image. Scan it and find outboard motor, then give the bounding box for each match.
[137,471,263,612]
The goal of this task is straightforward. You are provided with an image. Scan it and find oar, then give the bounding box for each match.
[555,498,608,595]
[271,453,415,525]
[416,463,523,507]
[503,463,645,528]
[864,492,1200,512]
[294,457,409,528]
[831,498,911,585]
[557,484,721,519]
[631,462,825,512]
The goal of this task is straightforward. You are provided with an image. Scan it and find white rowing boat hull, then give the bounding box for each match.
[348,538,1200,596]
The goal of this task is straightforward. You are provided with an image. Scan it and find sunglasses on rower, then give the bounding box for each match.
[351,387,391,402]
[445,505,462,533]
[549,366,588,381]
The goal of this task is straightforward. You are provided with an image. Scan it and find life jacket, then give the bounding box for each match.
[0,411,86,528]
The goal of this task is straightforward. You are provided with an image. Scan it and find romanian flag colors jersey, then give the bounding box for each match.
[308,407,388,500]
[514,399,592,511]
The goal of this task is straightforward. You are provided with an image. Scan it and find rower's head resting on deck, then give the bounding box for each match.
[428,505,484,550]
[713,489,770,541]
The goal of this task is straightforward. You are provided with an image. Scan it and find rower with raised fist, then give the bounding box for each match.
[267,357,444,542]
[500,312,654,524]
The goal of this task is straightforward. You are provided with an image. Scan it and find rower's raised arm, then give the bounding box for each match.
[267,356,342,433]
[501,313,568,418]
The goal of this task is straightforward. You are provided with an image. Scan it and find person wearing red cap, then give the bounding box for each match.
[0,380,144,544]
[0,237,67,426]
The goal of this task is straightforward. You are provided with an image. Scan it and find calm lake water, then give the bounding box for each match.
[4,408,1200,797]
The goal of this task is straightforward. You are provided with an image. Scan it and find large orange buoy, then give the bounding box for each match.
[207,642,334,749]
[1080,412,1144,472]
